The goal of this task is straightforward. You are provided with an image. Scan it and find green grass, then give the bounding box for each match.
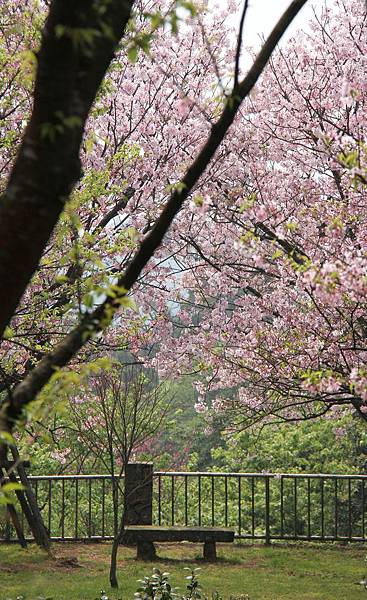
[0,541,366,600]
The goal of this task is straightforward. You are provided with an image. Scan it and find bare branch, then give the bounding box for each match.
[233,0,249,89]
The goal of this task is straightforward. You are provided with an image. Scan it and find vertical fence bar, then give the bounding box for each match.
[61,479,65,539]
[116,482,119,534]
[334,479,338,539]
[75,479,79,539]
[158,475,161,526]
[102,478,105,538]
[48,479,52,535]
[238,476,241,536]
[321,478,324,539]
[185,476,188,526]
[348,478,352,540]
[280,476,284,537]
[171,476,175,526]
[224,476,228,528]
[88,478,92,538]
[211,476,215,527]
[307,478,311,539]
[265,476,270,544]
[198,475,202,527]
[251,477,255,537]
[294,478,298,538]
[363,480,365,540]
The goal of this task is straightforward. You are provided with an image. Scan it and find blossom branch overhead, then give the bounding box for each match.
[0,0,308,434]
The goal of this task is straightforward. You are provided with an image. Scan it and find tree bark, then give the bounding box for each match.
[109,537,120,588]
[11,446,51,551]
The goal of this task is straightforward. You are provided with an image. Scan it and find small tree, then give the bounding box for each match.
[68,362,170,588]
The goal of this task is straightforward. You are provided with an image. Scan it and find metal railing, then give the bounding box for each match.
[155,472,367,542]
[1,471,367,542]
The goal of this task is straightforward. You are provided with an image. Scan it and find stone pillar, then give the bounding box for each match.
[203,541,217,561]
[124,463,155,557]
[124,462,153,525]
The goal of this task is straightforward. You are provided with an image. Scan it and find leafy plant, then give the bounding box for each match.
[134,567,249,600]
[135,567,179,600]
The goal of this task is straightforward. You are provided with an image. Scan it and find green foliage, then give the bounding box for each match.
[210,417,367,475]
[0,481,25,506]
[134,567,246,600]
[184,568,203,600]
[126,2,198,63]
[19,371,367,476]
[26,357,113,427]
[13,374,367,542]
[0,431,16,447]
[18,49,38,89]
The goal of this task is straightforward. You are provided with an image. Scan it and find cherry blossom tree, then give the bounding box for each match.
[154,0,367,429]
[0,0,308,451]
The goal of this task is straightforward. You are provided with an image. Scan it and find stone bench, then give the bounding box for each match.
[122,525,235,561]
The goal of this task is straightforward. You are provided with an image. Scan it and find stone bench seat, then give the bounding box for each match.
[122,525,235,561]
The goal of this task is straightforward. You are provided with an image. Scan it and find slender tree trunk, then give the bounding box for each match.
[11,446,51,551]
[6,503,27,548]
[109,537,120,588]
[109,476,120,588]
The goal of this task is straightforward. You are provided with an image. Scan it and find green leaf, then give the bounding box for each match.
[0,431,16,446]
[179,1,198,16]
[1,482,25,493]
[127,45,138,63]
[3,326,14,340]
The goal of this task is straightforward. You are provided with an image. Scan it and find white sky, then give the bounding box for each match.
[242,0,328,44]
[227,0,331,66]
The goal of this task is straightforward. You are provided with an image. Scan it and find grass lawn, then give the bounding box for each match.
[0,541,366,600]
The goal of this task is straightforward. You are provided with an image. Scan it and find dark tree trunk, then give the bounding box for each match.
[6,503,27,548]
[109,537,120,588]
[11,447,51,551]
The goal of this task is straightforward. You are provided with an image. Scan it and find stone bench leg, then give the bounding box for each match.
[137,539,157,561]
[203,541,216,561]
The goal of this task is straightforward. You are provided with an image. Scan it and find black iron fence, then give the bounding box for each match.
[1,471,367,543]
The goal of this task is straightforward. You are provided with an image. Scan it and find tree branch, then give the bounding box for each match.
[233,0,249,89]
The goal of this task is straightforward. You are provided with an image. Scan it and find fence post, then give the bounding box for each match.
[265,476,271,545]
[124,462,153,525]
